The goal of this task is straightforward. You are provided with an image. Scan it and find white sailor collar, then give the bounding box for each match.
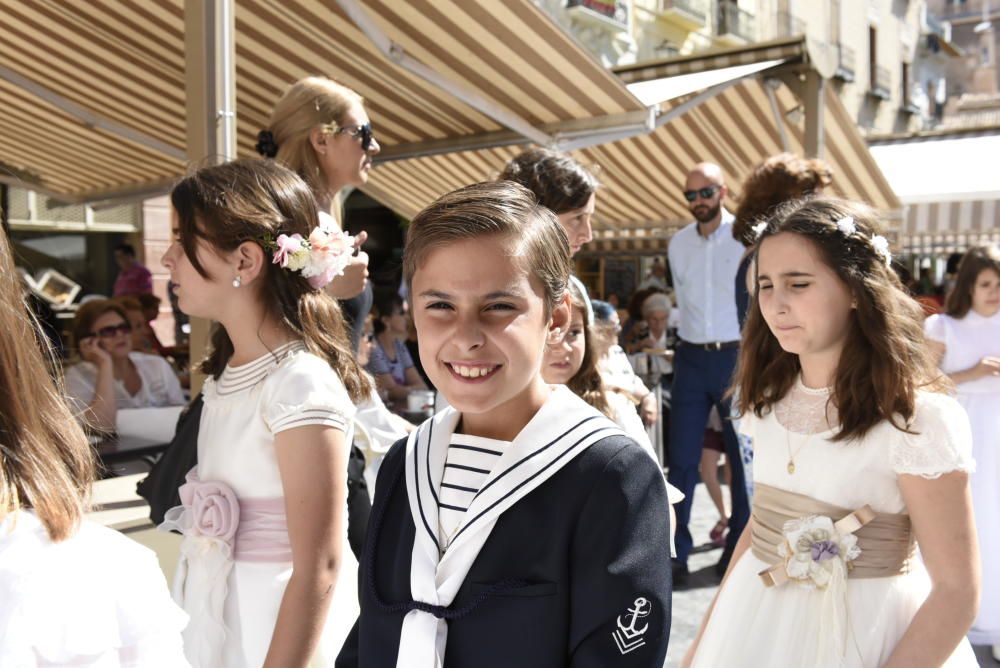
[398,385,626,667]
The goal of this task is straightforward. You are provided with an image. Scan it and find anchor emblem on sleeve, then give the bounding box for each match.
[612,596,651,655]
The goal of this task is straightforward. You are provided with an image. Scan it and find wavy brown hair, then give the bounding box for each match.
[0,228,95,540]
[171,159,371,403]
[563,280,612,418]
[944,244,1000,318]
[498,148,599,214]
[732,153,833,247]
[734,197,945,442]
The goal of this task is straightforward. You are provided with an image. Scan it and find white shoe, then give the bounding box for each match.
[992,644,1000,662]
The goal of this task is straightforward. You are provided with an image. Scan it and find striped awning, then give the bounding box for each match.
[868,129,1000,248]
[370,76,900,232]
[0,0,644,202]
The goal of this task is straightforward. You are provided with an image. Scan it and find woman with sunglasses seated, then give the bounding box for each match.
[65,299,185,432]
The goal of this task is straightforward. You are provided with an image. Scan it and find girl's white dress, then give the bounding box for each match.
[1,510,189,667]
[691,381,978,667]
[926,309,1000,644]
[167,343,359,667]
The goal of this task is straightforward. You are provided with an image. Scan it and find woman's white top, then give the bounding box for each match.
[65,352,186,412]
[925,309,1000,395]
[0,510,189,667]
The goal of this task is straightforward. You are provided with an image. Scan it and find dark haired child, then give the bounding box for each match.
[160,159,371,667]
[684,198,979,667]
[338,181,672,667]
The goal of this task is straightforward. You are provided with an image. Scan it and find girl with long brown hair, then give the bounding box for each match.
[925,244,1000,658]
[0,226,188,665]
[160,158,372,667]
[684,197,979,667]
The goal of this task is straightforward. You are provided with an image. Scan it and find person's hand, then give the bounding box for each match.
[325,230,369,300]
[79,336,112,368]
[974,356,1000,379]
[640,392,658,426]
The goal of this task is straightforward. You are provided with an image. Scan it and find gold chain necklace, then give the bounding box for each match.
[784,427,813,475]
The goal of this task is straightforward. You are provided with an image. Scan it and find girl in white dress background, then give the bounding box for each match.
[0,224,188,666]
[684,197,979,667]
[160,159,372,667]
[925,244,1000,659]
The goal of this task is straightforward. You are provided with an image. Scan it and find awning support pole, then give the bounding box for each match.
[184,0,237,395]
[763,77,790,152]
[334,0,553,147]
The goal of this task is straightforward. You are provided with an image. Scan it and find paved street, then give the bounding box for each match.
[663,482,998,667]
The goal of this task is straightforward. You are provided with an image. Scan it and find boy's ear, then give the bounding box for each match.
[549,291,572,334]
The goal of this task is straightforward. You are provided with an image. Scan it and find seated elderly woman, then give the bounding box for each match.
[64,299,185,432]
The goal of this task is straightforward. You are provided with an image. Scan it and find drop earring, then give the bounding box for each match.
[232,275,242,288]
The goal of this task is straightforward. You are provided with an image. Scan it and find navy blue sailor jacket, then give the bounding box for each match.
[336,431,673,667]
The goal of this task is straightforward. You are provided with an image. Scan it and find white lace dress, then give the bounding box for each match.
[1,511,189,667]
[691,380,978,667]
[926,310,1000,644]
[168,343,359,667]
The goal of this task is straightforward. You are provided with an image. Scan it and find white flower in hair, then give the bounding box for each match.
[870,234,892,266]
[752,222,768,239]
[835,216,856,236]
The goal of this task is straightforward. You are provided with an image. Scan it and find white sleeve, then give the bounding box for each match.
[261,355,355,435]
[923,313,947,344]
[891,392,975,479]
[153,357,186,405]
[62,364,96,416]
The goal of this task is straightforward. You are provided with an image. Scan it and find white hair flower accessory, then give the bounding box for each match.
[752,222,768,239]
[267,224,356,290]
[835,216,856,236]
[870,234,892,267]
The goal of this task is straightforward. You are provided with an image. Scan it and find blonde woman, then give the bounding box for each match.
[258,76,381,349]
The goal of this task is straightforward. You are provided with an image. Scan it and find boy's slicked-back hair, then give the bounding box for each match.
[403,181,573,314]
[734,196,947,442]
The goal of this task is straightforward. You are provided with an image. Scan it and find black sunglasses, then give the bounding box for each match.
[335,122,375,152]
[683,186,720,202]
[91,323,132,339]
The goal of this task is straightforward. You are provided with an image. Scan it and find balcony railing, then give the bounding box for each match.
[775,11,806,38]
[834,43,856,82]
[656,0,709,27]
[870,64,891,100]
[716,3,756,42]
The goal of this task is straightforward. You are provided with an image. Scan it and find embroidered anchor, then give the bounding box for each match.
[612,597,651,655]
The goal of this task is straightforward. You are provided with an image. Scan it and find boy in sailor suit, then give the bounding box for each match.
[337,182,673,667]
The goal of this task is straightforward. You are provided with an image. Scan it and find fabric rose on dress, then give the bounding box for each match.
[176,473,240,551]
[778,514,861,589]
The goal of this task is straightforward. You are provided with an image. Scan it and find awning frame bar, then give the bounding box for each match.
[334,0,553,147]
[0,64,187,162]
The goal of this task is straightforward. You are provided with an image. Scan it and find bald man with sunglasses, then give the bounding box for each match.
[666,163,749,587]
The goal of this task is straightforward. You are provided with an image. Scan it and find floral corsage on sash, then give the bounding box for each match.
[759,505,874,589]
[777,516,861,588]
[265,222,356,290]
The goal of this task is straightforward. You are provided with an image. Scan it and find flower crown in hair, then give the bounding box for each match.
[264,222,355,290]
[835,216,892,267]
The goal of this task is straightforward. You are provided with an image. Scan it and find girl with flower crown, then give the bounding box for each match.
[160,159,372,667]
[683,197,979,667]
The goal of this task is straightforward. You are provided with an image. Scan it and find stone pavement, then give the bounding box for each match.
[663,482,998,667]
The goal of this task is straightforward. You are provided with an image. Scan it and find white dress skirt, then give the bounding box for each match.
[926,310,1000,645]
[691,384,978,667]
[166,343,359,667]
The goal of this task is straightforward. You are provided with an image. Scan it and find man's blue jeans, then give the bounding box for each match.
[667,344,749,566]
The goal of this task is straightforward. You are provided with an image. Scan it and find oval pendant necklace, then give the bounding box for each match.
[785,428,813,475]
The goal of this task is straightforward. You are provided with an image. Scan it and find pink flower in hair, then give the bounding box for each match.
[272,233,304,268]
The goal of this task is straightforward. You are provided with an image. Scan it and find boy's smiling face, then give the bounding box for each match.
[411,234,568,439]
